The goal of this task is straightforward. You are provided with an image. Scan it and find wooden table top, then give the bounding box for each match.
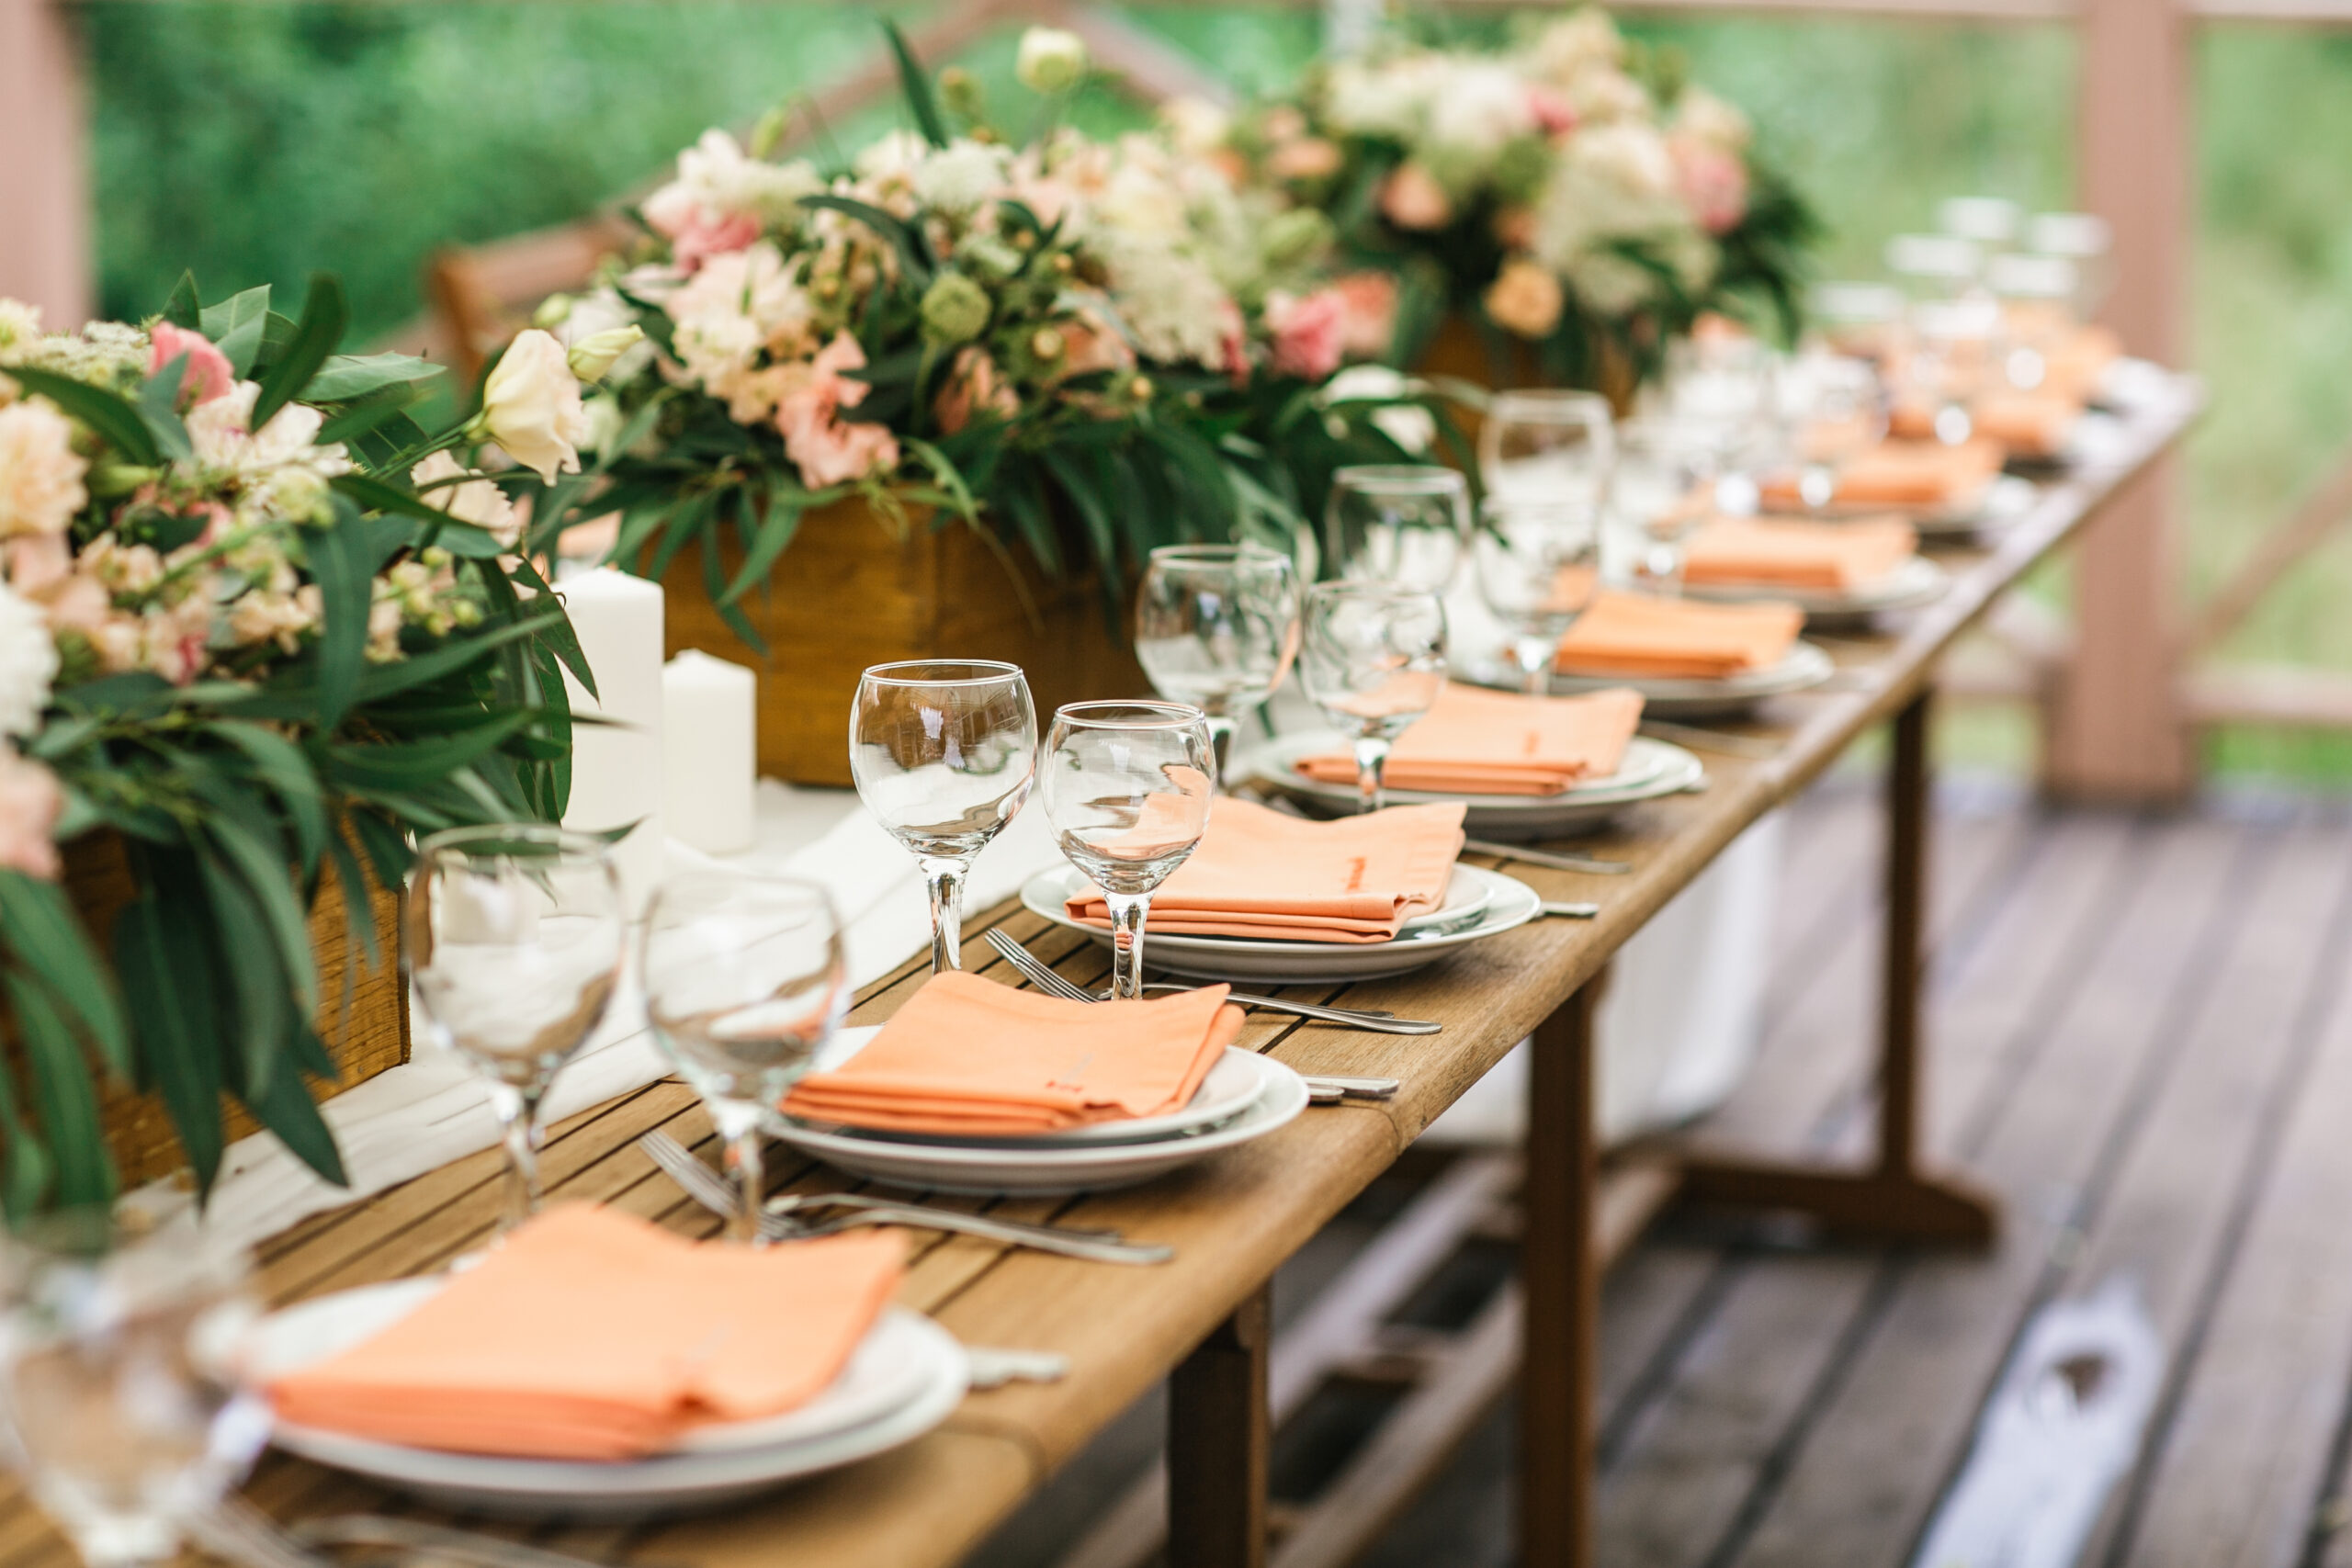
[0,376,2205,1568]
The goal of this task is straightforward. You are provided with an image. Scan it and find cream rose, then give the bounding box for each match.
[411,451,522,550]
[1485,257,1566,340]
[479,330,590,483]
[1016,28,1088,95]
[0,581,57,739]
[0,400,86,539]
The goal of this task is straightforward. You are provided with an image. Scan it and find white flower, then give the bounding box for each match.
[643,130,820,233]
[1573,122,1679,204]
[1093,241,1233,367]
[0,400,86,538]
[1568,250,1657,316]
[1016,27,1089,94]
[1322,57,1437,141]
[411,451,521,550]
[1675,87,1752,152]
[1533,123,1689,274]
[1425,62,1536,159]
[855,130,933,185]
[0,581,57,739]
[911,140,1012,215]
[1160,96,1231,158]
[565,326,646,385]
[1318,366,1436,455]
[479,331,590,483]
[1565,65,1651,125]
[663,242,814,423]
[0,301,40,355]
[1531,10,1624,85]
[186,381,352,499]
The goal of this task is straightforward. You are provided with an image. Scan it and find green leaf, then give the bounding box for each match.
[199,285,272,377]
[195,805,318,1016]
[114,897,226,1197]
[323,830,382,975]
[0,872,129,1076]
[317,382,429,447]
[348,810,413,897]
[232,1029,347,1189]
[1,367,160,467]
[134,355,195,462]
[883,19,950,148]
[801,195,933,287]
[720,493,809,604]
[304,353,443,402]
[306,499,374,729]
[252,273,345,432]
[209,720,327,875]
[6,974,112,1209]
[160,272,202,330]
[351,607,569,705]
[192,847,292,1105]
[325,711,536,791]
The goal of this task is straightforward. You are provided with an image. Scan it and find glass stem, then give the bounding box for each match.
[1205,716,1236,788]
[486,1080,545,1235]
[1515,635,1554,698]
[1103,890,1150,1000]
[1352,736,1391,814]
[919,854,969,973]
[713,1102,767,1246]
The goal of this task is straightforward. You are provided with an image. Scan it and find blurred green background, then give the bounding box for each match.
[79,5,2352,781]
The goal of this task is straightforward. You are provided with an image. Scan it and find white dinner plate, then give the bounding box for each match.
[1466,640,1835,719]
[769,1055,1310,1194]
[247,1286,967,1519]
[1021,863,1542,984]
[1684,556,1951,625]
[1250,733,1703,841]
[1764,472,2035,539]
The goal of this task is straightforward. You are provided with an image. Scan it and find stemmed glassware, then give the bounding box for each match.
[1905,296,2005,446]
[1778,355,1889,508]
[1473,498,1599,697]
[1324,465,1471,592]
[0,1217,267,1568]
[1605,418,1719,596]
[1297,581,1448,813]
[404,824,627,1236]
[850,660,1037,974]
[1479,389,1614,517]
[1039,702,1216,1002]
[1134,544,1301,777]
[641,874,849,1244]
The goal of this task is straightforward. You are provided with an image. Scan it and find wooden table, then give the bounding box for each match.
[0,377,2202,1568]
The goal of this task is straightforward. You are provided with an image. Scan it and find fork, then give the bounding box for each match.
[981,928,1439,1038]
[1461,838,1630,874]
[289,1515,622,1568]
[638,1131,1171,1264]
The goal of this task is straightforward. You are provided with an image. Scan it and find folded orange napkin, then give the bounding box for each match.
[267,1205,904,1461]
[1294,683,1643,796]
[1682,516,1917,592]
[1889,395,2076,459]
[1067,796,1465,943]
[1554,592,1804,680]
[781,970,1241,1134]
[1762,438,2003,512]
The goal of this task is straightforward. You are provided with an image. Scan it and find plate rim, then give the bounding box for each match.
[1681,554,1951,614]
[1250,732,1695,813]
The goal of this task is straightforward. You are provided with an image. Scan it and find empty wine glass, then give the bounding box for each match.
[1939,195,2022,252]
[405,824,627,1236]
[2026,210,2115,319]
[1324,465,1471,592]
[1606,418,1719,595]
[1806,281,1907,368]
[1660,333,1777,470]
[1905,295,2005,446]
[0,1215,267,1568]
[1884,233,1984,300]
[1987,252,2081,391]
[1474,498,1599,697]
[1297,581,1448,813]
[1479,389,1614,517]
[1778,355,1889,509]
[642,874,849,1244]
[1040,702,1216,1001]
[1134,544,1301,777]
[850,660,1037,975]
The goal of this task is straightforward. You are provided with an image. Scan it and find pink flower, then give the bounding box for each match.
[1265,289,1348,382]
[1330,272,1399,361]
[0,752,61,881]
[1059,311,1136,378]
[1265,137,1343,183]
[5,534,69,595]
[1379,164,1453,232]
[1525,85,1578,139]
[933,348,1019,436]
[775,333,900,489]
[1218,302,1250,388]
[643,186,762,274]
[1671,138,1749,235]
[146,322,234,407]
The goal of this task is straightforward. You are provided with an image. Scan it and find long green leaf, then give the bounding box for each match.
[1,367,159,467]
[161,272,202,331]
[800,195,933,286]
[304,353,443,402]
[252,273,345,432]
[322,829,382,975]
[350,608,568,705]
[306,500,374,729]
[6,974,112,1209]
[208,720,327,876]
[192,847,292,1104]
[720,494,808,605]
[134,356,195,462]
[114,897,227,1197]
[325,710,536,791]
[883,19,950,148]
[234,1027,347,1188]
[0,871,129,1075]
[199,284,272,377]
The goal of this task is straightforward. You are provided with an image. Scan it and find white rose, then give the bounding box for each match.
[0,300,41,355]
[478,330,589,483]
[1426,62,1536,159]
[1531,11,1624,85]
[0,400,86,538]
[1016,28,1089,94]
[1160,97,1231,158]
[411,450,522,550]
[912,140,1012,214]
[0,580,57,739]
[1675,87,1752,152]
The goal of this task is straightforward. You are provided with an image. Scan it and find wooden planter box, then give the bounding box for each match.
[1417,312,1641,423]
[662,498,1148,787]
[54,831,408,1189]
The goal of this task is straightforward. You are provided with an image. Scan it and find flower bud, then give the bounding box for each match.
[919,272,992,347]
[1015,27,1088,95]
[566,325,646,384]
[939,66,985,122]
[1030,327,1067,363]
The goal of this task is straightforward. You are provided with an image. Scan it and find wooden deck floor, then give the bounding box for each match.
[974,777,2352,1568]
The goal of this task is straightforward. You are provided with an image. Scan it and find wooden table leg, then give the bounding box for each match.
[1169,1284,1272,1568]
[1523,976,1602,1568]
[1678,684,2000,1246]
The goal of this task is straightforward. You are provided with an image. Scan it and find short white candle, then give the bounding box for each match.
[556,568,666,909]
[662,649,758,855]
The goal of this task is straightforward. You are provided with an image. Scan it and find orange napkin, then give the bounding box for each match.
[1762,438,2003,512]
[1889,396,2076,459]
[1554,592,1804,680]
[267,1205,904,1461]
[782,970,1241,1135]
[1682,516,1917,592]
[1068,796,1465,943]
[1294,683,1643,796]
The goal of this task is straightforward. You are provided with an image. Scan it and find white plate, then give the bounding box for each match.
[1467,640,1835,718]
[248,1285,967,1519]
[1684,556,1951,624]
[770,1055,1311,1194]
[1021,863,1542,984]
[1764,472,2034,538]
[1250,733,1703,840]
[784,1043,1280,1150]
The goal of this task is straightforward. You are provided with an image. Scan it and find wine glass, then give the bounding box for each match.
[1987,252,2081,392]
[1039,702,1216,1001]
[1605,418,1719,595]
[1778,354,1889,509]
[0,1215,267,1568]
[1324,465,1471,592]
[1939,195,2022,252]
[2027,210,2115,319]
[1474,498,1599,698]
[1807,281,1907,368]
[1883,232,1983,300]
[641,874,849,1244]
[1479,389,1614,517]
[1297,581,1448,813]
[405,824,627,1236]
[1660,333,1778,470]
[850,660,1037,975]
[1134,544,1301,777]
[1905,295,2005,446]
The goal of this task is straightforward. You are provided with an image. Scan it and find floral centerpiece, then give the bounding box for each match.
[0,276,597,1210]
[1182,8,1818,394]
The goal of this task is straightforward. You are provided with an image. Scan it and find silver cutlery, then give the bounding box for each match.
[291,1516,619,1568]
[1639,719,1779,760]
[1542,901,1601,919]
[638,1131,1171,1265]
[190,1501,327,1568]
[982,928,1439,1037]
[964,1347,1071,1388]
[1461,838,1629,874]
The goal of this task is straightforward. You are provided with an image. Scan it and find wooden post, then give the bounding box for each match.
[1880,686,1928,1178]
[1521,978,1601,1568]
[1168,1285,1272,1568]
[2046,0,2194,802]
[0,0,93,327]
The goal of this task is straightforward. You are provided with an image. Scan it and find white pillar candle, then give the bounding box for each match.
[662,649,757,856]
[556,568,666,910]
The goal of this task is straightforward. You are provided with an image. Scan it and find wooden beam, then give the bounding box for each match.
[2190,442,2352,653]
[0,0,92,326]
[2183,665,2352,729]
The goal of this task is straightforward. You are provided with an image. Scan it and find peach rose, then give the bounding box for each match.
[1671,137,1749,235]
[1492,205,1539,253]
[1266,289,1348,382]
[1379,163,1453,231]
[1266,138,1344,183]
[933,348,1019,436]
[0,400,86,538]
[0,752,62,881]
[775,333,901,489]
[643,186,763,275]
[1484,257,1566,341]
[1331,272,1399,361]
[146,322,235,407]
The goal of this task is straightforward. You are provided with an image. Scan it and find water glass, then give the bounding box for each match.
[1659,333,1777,468]
[850,660,1036,974]
[0,1218,267,1568]
[2026,210,2115,319]
[1905,296,2005,446]
[1297,581,1448,813]
[1039,702,1216,1001]
[641,874,849,1244]
[1777,355,1889,508]
[1939,195,2022,251]
[1605,418,1719,594]
[405,824,627,1235]
[1134,544,1301,776]
[1324,465,1471,592]
[1883,233,1984,300]
[1479,389,1613,517]
[1474,499,1599,697]
[1987,253,2081,392]
[1806,281,1907,367]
